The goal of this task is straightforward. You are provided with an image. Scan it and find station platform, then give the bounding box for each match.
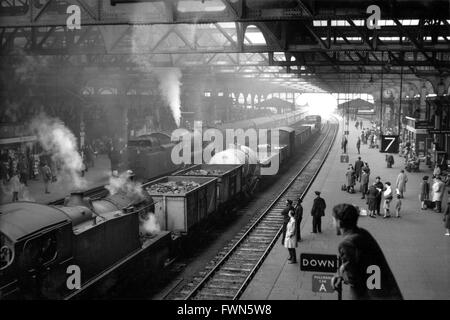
[241,117,450,300]
[0,155,111,205]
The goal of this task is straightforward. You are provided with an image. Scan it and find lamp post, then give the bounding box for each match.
[398,65,404,138]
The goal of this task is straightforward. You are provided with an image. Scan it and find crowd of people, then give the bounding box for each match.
[341,122,450,236]
[0,141,99,202]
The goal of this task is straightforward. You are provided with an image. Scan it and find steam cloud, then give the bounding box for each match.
[154,68,182,127]
[141,213,161,235]
[131,27,182,127]
[105,171,144,201]
[30,114,86,189]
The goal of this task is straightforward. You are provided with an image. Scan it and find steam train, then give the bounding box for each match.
[127,110,306,180]
[0,111,319,300]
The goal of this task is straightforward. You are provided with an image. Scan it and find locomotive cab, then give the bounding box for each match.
[0,202,73,299]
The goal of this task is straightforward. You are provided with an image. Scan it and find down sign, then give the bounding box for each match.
[300,253,338,273]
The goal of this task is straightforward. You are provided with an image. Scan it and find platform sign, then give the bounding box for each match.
[428,129,450,134]
[380,135,399,153]
[300,253,338,273]
[415,120,434,130]
[312,274,335,293]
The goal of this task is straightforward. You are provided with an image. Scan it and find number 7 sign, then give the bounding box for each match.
[380,135,399,153]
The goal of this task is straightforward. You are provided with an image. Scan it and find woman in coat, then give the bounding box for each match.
[432,176,445,213]
[395,170,408,198]
[419,176,430,210]
[284,210,297,264]
[367,183,379,218]
[346,165,356,192]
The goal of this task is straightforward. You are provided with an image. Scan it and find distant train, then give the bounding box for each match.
[302,115,322,130]
[127,110,306,180]
[0,111,320,300]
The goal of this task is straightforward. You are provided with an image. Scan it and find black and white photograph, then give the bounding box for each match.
[0,0,449,307]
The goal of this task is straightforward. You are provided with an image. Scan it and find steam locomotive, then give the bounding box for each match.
[0,190,171,300]
[127,110,306,180]
[0,111,317,299]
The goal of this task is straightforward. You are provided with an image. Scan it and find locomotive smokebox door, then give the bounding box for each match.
[340,154,349,163]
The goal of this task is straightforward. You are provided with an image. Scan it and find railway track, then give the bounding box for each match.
[167,119,338,300]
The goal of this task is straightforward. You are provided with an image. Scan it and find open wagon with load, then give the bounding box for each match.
[145,176,217,234]
[175,164,243,210]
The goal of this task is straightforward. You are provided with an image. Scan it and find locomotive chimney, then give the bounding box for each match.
[64,191,93,210]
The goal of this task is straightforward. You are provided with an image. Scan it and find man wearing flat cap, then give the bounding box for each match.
[331,203,403,300]
[311,191,326,233]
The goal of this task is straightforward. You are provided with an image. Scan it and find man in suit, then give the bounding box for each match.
[294,198,303,242]
[331,204,403,300]
[281,199,294,245]
[354,157,364,182]
[374,176,384,216]
[311,191,326,233]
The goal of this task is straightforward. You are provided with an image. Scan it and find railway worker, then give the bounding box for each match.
[331,204,403,300]
[311,191,326,233]
[395,169,408,199]
[281,199,294,245]
[284,210,297,264]
[356,137,361,155]
[294,198,303,242]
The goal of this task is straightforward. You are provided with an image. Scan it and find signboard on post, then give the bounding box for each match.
[312,274,335,293]
[300,253,338,273]
[415,120,434,130]
[428,129,450,134]
[380,135,399,153]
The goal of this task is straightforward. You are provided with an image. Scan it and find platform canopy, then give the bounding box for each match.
[0,0,449,95]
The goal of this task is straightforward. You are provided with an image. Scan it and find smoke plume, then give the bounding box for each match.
[130,27,182,127]
[30,114,86,189]
[141,213,161,235]
[105,171,144,201]
[153,68,182,127]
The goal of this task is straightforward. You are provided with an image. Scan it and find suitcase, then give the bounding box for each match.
[424,200,435,209]
[340,154,349,163]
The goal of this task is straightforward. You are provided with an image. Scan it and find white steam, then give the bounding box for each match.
[154,68,182,127]
[140,213,161,235]
[30,114,86,189]
[105,171,144,201]
[131,27,182,127]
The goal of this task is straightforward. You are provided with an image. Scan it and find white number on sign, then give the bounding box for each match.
[384,137,396,152]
